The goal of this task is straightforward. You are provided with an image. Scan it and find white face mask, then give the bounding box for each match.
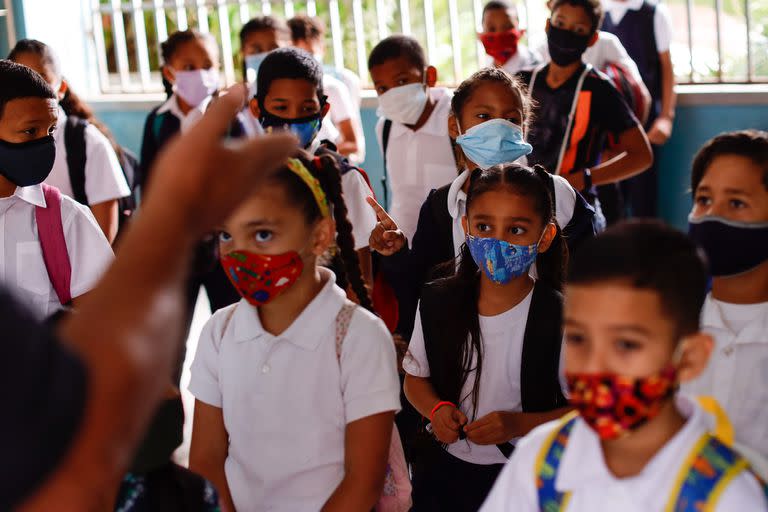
[376,82,429,125]
[172,68,220,107]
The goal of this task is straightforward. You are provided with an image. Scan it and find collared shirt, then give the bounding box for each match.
[480,396,768,511]
[156,93,210,134]
[0,184,113,318]
[404,288,535,465]
[682,294,768,462]
[376,87,457,240]
[188,268,401,511]
[603,0,673,52]
[499,45,541,75]
[47,108,130,205]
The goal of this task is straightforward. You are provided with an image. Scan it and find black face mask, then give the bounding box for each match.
[547,24,592,66]
[0,136,56,187]
[688,215,768,277]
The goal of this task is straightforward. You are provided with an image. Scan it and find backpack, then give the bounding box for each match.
[63,116,140,236]
[601,61,650,127]
[35,184,72,307]
[115,462,220,512]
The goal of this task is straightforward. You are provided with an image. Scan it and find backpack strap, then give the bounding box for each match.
[535,411,578,512]
[381,119,393,207]
[64,116,89,205]
[335,301,357,361]
[35,185,73,306]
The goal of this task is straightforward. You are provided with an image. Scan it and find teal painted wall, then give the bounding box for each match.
[94,101,768,229]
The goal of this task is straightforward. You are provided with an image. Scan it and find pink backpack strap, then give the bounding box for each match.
[35,185,72,305]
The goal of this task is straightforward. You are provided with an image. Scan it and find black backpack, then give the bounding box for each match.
[63,116,140,235]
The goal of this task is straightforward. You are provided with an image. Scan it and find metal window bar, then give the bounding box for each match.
[352,0,367,80]
[714,0,723,81]
[1,0,16,50]
[472,0,485,69]
[154,0,169,50]
[110,0,132,90]
[307,0,316,17]
[239,0,250,23]
[423,0,436,63]
[284,0,294,19]
[375,0,388,40]
[196,0,209,33]
[91,0,111,92]
[744,0,752,82]
[399,0,411,35]
[447,0,462,83]
[261,0,271,16]
[217,0,236,84]
[175,0,188,30]
[685,0,694,82]
[132,0,153,90]
[328,0,344,69]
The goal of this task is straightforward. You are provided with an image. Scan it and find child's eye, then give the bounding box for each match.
[615,339,642,352]
[475,223,492,233]
[254,230,273,243]
[565,333,585,346]
[218,231,233,243]
[508,226,526,235]
[694,195,712,207]
[729,199,748,209]
[182,64,196,71]
[476,113,490,120]
[376,86,388,94]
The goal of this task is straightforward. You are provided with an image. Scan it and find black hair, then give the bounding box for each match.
[691,130,768,192]
[550,0,604,34]
[367,35,426,71]
[482,0,518,19]
[568,220,708,337]
[239,16,290,47]
[436,163,567,419]
[255,47,325,106]
[269,150,374,312]
[451,67,533,134]
[0,59,55,121]
[160,29,217,98]
[287,15,325,43]
[7,40,125,161]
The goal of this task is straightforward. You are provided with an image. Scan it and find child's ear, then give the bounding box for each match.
[161,65,175,85]
[461,215,469,236]
[588,31,599,47]
[311,217,336,256]
[320,102,331,120]
[58,79,68,101]
[537,222,558,253]
[425,66,437,87]
[448,114,460,139]
[676,333,714,383]
[249,97,261,118]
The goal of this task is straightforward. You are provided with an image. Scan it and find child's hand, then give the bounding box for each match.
[464,411,520,445]
[366,197,407,256]
[431,405,468,444]
[647,116,673,145]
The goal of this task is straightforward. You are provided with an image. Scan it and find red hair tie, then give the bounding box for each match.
[313,156,323,171]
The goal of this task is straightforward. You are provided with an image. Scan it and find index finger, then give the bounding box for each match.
[365,196,397,230]
[182,84,246,150]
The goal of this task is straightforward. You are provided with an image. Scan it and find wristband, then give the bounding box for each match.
[430,401,456,423]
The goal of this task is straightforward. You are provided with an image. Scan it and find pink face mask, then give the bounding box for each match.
[173,69,219,107]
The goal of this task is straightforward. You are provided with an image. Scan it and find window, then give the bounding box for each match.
[90,0,767,94]
[1,0,16,50]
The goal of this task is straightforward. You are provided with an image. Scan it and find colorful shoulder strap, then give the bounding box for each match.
[535,411,578,512]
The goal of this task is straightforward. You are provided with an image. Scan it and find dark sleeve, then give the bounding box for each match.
[0,287,89,510]
[592,75,640,135]
[139,110,158,190]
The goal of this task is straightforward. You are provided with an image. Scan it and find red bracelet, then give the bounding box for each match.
[430,401,456,423]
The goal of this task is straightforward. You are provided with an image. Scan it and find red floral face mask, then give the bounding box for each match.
[566,365,678,440]
[479,29,524,65]
[220,250,304,306]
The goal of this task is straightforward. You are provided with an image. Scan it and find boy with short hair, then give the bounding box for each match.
[0,60,113,319]
[479,0,541,74]
[368,35,457,241]
[684,130,768,476]
[481,220,768,511]
[518,0,653,226]
[240,15,291,84]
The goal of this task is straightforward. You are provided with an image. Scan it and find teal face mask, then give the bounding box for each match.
[455,119,532,170]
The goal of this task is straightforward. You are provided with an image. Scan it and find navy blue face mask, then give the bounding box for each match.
[688,214,768,277]
[0,136,56,187]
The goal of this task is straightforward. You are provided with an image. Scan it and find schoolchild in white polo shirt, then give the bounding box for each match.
[188,151,400,512]
[479,1,541,74]
[369,35,458,241]
[481,221,768,512]
[684,131,768,476]
[0,60,112,319]
[8,40,130,244]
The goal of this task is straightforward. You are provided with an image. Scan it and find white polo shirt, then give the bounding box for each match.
[603,0,673,53]
[189,268,401,511]
[480,395,768,511]
[46,109,130,206]
[375,87,457,241]
[403,288,535,465]
[682,294,768,462]
[156,93,210,134]
[340,169,377,250]
[0,184,114,318]
[498,45,542,75]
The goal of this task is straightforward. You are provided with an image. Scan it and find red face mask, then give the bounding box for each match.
[220,250,304,306]
[479,29,524,65]
[566,365,678,440]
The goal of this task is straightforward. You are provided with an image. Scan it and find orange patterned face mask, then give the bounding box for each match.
[221,250,303,306]
[566,365,678,440]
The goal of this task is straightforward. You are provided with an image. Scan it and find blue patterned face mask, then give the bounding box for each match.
[466,231,543,284]
[259,110,323,149]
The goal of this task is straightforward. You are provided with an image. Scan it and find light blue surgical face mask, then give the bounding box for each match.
[455,118,532,170]
[466,228,544,284]
[245,52,268,85]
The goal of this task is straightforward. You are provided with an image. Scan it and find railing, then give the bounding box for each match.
[1,0,16,51]
[89,0,768,94]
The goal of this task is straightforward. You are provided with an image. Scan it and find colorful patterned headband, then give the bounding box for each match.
[286,158,330,218]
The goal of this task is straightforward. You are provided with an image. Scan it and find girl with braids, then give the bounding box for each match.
[188,150,400,512]
[402,163,572,511]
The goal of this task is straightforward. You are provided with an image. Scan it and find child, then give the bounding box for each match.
[481,221,768,511]
[240,15,290,85]
[480,1,541,74]
[188,151,400,511]
[288,14,364,160]
[403,164,570,511]
[248,47,377,287]
[368,35,457,241]
[519,0,653,225]
[8,40,131,243]
[0,60,113,319]
[684,130,768,476]
[602,0,676,218]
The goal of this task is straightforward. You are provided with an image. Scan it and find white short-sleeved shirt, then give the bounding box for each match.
[46,109,130,206]
[324,74,355,125]
[603,0,673,52]
[497,45,542,75]
[324,68,367,163]
[340,169,377,250]
[375,87,457,241]
[403,288,535,465]
[157,93,210,134]
[681,294,768,462]
[480,396,768,511]
[0,184,114,318]
[188,268,401,511]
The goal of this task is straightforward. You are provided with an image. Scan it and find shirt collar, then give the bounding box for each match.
[702,293,768,342]
[156,93,210,121]
[232,267,348,351]
[447,169,469,219]
[389,87,452,139]
[13,184,46,207]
